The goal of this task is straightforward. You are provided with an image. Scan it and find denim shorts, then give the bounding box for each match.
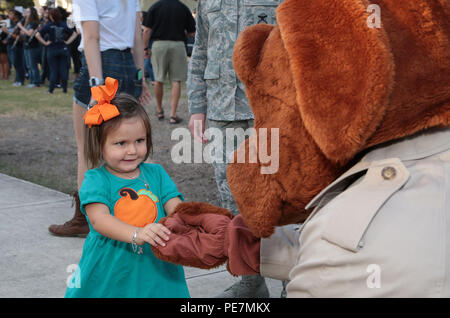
[73,49,142,109]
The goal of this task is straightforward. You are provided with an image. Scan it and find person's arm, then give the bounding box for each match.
[86,202,170,247]
[132,11,145,77]
[16,22,34,36]
[185,6,196,38]
[187,0,209,143]
[3,26,18,40]
[35,32,51,46]
[80,21,102,106]
[64,29,79,45]
[86,203,137,243]
[259,224,301,281]
[132,11,151,106]
[142,26,151,49]
[81,20,102,80]
[142,6,153,49]
[164,197,182,216]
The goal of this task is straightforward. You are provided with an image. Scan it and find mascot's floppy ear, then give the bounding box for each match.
[278,0,395,163]
[232,23,274,85]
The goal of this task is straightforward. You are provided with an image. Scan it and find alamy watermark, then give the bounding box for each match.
[367,4,381,28]
[366,264,381,289]
[66,264,81,289]
[170,123,279,174]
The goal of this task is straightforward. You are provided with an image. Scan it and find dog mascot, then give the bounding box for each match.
[152,0,450,297]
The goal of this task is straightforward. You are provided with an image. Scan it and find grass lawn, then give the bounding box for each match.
[0,74,77,193]
[0,72,192,196]
[0,78,74,118]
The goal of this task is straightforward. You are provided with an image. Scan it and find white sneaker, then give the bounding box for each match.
[215,275,270,298]
[12,82,23,87]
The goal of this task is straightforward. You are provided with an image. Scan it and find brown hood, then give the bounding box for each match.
[227,0,450,237]
[277,0,450,162]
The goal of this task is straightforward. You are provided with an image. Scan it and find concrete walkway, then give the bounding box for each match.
[0,173,283,298]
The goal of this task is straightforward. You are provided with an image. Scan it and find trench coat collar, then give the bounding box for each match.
[362,126,450,163]
[306,126,450,210]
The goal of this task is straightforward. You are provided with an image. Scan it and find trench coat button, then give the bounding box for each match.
[381,166,396,180]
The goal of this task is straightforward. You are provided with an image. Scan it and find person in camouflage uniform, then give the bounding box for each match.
[187,0,281,298]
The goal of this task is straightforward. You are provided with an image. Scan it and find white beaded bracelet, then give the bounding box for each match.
[131,228,143,255]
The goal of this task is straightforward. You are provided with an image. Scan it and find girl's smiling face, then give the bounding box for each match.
[102,116,148,178]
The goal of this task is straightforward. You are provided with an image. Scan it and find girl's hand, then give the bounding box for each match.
[137,223,171,247]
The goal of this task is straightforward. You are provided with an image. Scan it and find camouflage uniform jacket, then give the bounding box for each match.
[187,0,281,121]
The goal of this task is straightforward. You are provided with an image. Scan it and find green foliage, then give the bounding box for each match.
[5,0,35,10]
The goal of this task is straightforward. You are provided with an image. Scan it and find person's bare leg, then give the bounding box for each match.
[48,102,89,237]
[154,81,164,114]
[0,55,9,80]
[0,63,5,79]
[73,102,88,189]
[170,81,181,118]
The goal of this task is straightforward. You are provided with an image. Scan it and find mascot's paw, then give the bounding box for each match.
[151,202,261,276]
[151,202,234,269]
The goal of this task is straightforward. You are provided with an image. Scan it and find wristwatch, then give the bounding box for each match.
[89,77,105,87]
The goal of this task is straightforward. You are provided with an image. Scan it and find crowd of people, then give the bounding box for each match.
[0,6,80,91]
[0,5,161,94]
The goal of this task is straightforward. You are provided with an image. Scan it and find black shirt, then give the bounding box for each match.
[0,32,7,53]
[143,0,196,42]
[6,21,21,47]
[24,22,40,49]
[39,21,73,50]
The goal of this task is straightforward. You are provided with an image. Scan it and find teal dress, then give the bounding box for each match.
[65,163,190,298]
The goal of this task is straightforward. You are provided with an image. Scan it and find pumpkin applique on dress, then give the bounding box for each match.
[114,188,159,227]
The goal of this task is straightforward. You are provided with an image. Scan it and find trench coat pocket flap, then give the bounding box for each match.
[243,0,280,6]
[206,0,222,13]
[321,158,410,252]
[204,62,220,80]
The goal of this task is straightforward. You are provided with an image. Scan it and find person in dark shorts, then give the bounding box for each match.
[47,0,151,237]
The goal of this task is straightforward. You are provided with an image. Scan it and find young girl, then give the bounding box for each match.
[49,0,151,237]
[65,78,189,298]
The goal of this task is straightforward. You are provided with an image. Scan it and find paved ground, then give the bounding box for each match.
[0,173,283,298]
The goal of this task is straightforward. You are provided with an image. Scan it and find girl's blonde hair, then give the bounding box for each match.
[84,93,153,169]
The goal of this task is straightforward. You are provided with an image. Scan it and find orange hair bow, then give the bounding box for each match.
[84,77,120,127]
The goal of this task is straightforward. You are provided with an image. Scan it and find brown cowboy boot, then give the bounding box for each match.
[48,191,89,237]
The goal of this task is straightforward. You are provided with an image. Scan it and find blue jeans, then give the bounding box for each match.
[47,46,69,93]
[144,57,154,81]
[74,49,142,108]
[40,45,49,83]
[24,47,41,85]
[7,45,25,84]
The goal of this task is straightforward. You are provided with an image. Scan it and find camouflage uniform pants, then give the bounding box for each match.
[207,119,254,215]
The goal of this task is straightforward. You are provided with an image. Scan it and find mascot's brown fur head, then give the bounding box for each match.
[228,0,450,237]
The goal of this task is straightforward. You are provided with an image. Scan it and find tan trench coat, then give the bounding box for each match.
[260,127,450,297]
